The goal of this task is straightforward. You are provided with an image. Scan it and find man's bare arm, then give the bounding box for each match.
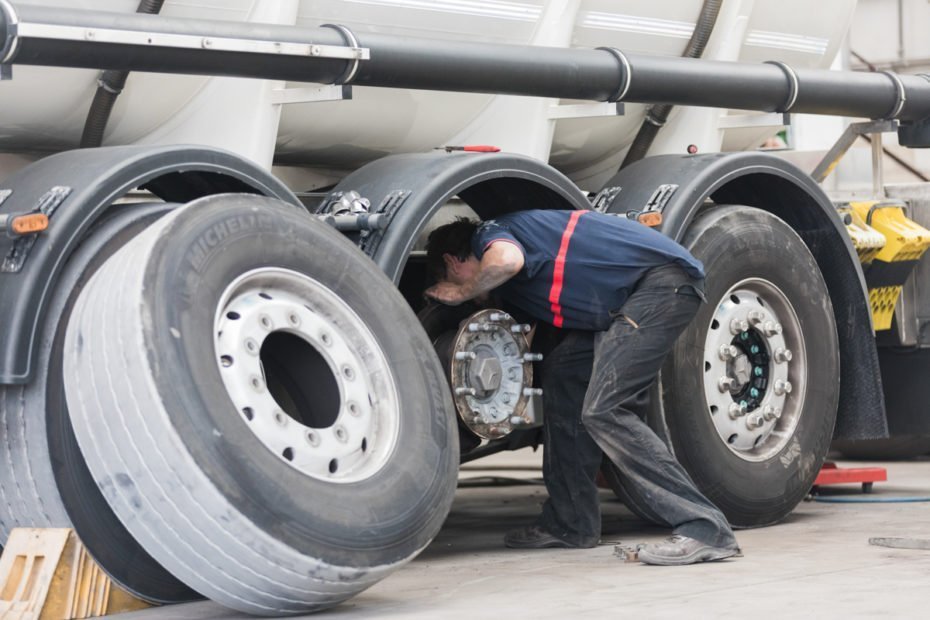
[426,242,525,305]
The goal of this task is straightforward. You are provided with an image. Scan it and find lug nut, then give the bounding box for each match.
[718,344,739,361]
[455,386,477,396]
[468,323,494,332]
[746,412,765,429]
[489,312,512,322]
[728,402,747,419]
[509,416,524,426]
[718,376,737,393]
[523,352,544,362]
[747,309,766,325]
[762,405,777,421]
[730,318,749,335]
[763,321,783,337]
[773,380,792,396]
[774,348,793,363]
[455,351,477,361]
[511,324,532,334]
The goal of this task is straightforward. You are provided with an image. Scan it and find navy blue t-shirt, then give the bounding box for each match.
[471,210,704,331]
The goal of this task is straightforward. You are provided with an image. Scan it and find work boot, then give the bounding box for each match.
[504,525,591,549]
[637,535,740,566]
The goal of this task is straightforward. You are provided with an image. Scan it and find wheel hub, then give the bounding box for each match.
[214,268,399,483]
[702,279,805,461]
[449,310,539,439]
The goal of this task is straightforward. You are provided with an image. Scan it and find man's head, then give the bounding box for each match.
[426,218,481,284]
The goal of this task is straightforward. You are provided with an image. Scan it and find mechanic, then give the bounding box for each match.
[425,209,740,566]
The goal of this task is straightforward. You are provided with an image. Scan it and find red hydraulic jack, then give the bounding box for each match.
[813,462,887,493]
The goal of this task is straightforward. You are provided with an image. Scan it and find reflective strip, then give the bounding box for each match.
[548,211,586,328]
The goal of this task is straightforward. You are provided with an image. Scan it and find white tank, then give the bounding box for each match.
[0,0,856,189]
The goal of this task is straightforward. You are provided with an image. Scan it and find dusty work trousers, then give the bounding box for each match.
[537,264,737,548]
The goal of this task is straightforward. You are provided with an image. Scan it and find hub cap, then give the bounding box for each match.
[702,278,806,461]
[214,268,399,483]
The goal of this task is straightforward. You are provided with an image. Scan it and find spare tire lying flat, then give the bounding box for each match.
[64,195,458,616]
[0,203,198,603]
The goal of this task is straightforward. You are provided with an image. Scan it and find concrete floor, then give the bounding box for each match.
[122,450,930,619]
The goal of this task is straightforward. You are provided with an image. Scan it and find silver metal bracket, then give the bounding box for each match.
[271,84,352,105]
[811,119,899,185]
[549,101,624,120]
[718,112,791,130]
[12,22,370,62]
[591,186,621,213]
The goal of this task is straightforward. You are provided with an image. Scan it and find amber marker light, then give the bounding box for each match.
[10,213,49,235]
[637,212,663,227]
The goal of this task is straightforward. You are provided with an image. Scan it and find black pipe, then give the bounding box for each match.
[3,3,930,123]
[79,0,165,148]
[621,0,721,169]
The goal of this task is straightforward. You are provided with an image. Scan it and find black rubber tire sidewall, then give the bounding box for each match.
[141,195,457,568]
[663,205,839,527]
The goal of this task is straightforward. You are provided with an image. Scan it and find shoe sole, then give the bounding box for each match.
[638,546,740,566]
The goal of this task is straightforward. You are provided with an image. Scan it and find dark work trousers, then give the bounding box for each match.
[537,264,737,548]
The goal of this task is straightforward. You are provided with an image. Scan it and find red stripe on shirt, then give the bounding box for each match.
[548,210,586,327]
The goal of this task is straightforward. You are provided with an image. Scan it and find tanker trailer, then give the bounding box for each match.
[2,0,930,615]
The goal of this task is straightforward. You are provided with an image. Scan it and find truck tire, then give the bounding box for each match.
[0,204,197,603]
[661,205,839,527]
[63,195,458,616]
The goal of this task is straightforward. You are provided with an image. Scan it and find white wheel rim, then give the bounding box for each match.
[701,278,807,462]
[214,268,399,483]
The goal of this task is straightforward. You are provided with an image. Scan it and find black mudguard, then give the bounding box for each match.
[0,145,298,384]
[322,151,590,283]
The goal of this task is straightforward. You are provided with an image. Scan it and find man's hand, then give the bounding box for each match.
[425,281,469,306]
[427,241,524,306]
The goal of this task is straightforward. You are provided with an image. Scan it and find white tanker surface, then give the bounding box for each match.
[0,0,854,189]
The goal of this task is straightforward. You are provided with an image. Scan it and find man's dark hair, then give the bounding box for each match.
[425,218,479,281]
